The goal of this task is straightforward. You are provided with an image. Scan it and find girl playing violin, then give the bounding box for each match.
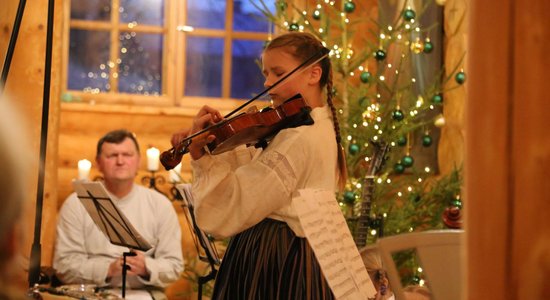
[171,31,346,299]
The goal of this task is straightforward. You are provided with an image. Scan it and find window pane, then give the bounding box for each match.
[187,0,226,29]
[233,0,275,32]
[68,29,110,92]
[230,40,265,100]
[185,37,223,97]
[120,0,164,26]
[118,33,163,95]
[70,0,111,21]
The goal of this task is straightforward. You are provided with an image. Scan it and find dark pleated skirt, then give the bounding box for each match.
[212,218,335,300]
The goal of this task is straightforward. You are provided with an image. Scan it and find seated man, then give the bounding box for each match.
[53,129,183,296]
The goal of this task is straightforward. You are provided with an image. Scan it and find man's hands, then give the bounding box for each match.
[107,251,150,281]
[171,105,223,160]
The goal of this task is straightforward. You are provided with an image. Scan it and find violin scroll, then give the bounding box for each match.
[160,139,191,170]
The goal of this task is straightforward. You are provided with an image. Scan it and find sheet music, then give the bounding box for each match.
[292,189,377,299]
[72,180,152,251]
[175,183,221,265]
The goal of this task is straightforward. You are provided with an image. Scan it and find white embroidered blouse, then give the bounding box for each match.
[191,106,339,239]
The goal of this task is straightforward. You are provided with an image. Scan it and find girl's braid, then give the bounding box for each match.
[325,66,341,145]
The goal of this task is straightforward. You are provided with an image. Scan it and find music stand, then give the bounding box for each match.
[175,184,220,300]
[72,181,152,298]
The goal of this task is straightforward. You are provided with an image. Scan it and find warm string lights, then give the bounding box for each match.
[264,0,464,286]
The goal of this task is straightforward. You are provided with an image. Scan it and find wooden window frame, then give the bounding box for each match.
[61,0,273,111]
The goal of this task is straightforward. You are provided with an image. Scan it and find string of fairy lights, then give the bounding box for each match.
[259,0,465,286]
[261,0,464,213]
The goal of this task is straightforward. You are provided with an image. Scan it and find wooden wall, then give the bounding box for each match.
[57,103,195,203]
[466,0,550,298]
[15,0,550,299]
[1,0,63,287]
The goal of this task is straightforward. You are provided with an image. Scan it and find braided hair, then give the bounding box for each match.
[266,32,348,190]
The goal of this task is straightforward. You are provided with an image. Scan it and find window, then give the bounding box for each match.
[63,0,275,107]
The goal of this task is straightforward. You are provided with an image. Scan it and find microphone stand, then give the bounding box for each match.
[27,0,56,287]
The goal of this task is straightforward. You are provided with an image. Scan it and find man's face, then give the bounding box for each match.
[96,137,140,183]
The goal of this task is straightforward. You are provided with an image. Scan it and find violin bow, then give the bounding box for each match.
[179,47,330,143]
[168,47,330,156]
[224,47,330,119]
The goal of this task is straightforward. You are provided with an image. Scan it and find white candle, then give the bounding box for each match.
[169,162,182,183]
[146,147,160,171]
[78,159,92,180]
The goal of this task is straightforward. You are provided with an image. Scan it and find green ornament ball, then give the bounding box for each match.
[397,135,407,146]
[422,134,433,147]
[401,155,414,167]
[432,93,443,104]
[312,9,321,20]
[403,9,416,21]
[392,109,405,121]
[455,71,466,84]
[423,40,434,53]
[344,1,356,13]
[411,193,421,203]
[289,23,299,31]
[375,49,386,61]
[343,191,356,204]
[360,71,372,83]
[452,199,463,208]
[412,275,421,284]
[348,143,360,155]
[277,1,288,10]
[394,162,405,174]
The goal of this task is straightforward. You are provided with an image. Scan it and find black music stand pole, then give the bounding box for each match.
[198,266,217,300]
[72,181,153,298]
[175,184,220,300]
[122,251,137,298]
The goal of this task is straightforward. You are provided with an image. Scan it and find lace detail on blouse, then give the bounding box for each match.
[258,150,297,193]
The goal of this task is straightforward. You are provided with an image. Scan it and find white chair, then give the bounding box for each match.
[376,230,464,300]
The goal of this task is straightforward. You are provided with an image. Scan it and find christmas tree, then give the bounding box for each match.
[255,0,465,286]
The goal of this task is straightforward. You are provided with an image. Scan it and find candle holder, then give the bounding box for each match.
[141,170,166,195]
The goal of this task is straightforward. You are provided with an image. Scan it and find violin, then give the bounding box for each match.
[160,94,314,170]
[160,47,330,170]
